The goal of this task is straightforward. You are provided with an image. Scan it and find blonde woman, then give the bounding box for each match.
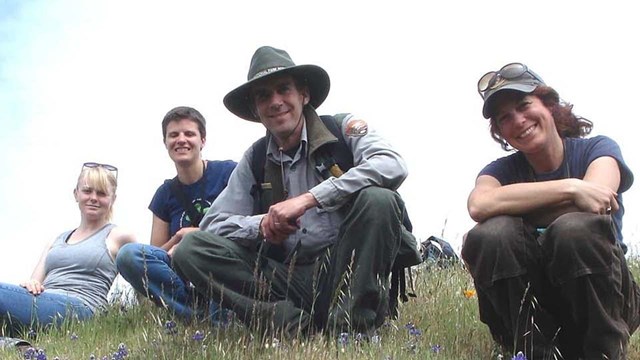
[0,162,135,335]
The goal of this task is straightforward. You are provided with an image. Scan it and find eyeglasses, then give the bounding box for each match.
[82,162,118,180]
[477,63,543,98]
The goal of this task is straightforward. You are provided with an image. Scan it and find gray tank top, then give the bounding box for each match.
[42,224,117,312]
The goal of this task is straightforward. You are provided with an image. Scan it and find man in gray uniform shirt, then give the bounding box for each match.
[173,46,420,337]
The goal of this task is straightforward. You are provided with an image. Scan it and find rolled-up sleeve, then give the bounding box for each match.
[309,114,408,211]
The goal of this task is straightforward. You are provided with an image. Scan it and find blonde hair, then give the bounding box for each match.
[76,166,118,220]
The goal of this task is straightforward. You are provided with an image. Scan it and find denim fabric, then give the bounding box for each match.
[0,282,93,335]
[116,243,225,322]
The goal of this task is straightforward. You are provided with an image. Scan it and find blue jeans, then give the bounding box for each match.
[0,282,93,335]
[116,243,224,322]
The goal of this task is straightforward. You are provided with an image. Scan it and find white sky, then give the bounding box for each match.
[1,1,639,284]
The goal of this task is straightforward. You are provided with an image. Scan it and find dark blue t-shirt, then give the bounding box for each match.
[479,135,634,244]
[149,160,236,237]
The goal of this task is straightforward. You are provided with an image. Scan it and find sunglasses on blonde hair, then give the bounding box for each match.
[82,162,118,180]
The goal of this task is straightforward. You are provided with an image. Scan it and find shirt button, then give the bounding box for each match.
[302,228,308,234]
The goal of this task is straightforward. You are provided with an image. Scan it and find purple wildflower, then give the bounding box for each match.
[36,349,47,360]
[164,320,177,335]
[512,352,527,360]
[70,332,79,341]
[404,322,422,336]
[27,329,37,339]
[431,344,442,353]
[338,332,349,346]
[23,347,36,359]
[192,330,205,341]
[117,343,128,357]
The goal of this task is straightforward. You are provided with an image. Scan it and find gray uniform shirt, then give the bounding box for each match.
[43,224,117,312]
[200,113,408,260]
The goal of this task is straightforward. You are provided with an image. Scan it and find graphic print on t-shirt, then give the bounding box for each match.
[179,198,212,228]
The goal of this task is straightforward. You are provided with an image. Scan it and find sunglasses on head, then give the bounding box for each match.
[82,162,118,180]
[477,63,542,98]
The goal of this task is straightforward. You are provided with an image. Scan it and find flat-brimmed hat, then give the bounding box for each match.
[478,62,545,119]
[223,46,330,122]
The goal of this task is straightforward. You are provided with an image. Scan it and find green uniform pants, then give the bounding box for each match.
[173,187,406,336]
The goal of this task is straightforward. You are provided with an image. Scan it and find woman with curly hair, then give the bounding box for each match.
[462,63,639,359]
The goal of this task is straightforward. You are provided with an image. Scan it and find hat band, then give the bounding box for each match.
[250,66,287,81]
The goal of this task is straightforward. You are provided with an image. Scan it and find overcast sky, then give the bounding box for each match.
[1,0,639,283]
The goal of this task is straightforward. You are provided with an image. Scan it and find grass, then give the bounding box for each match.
[3,259,640,359]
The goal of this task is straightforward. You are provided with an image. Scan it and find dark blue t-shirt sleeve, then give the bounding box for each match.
[148,180,172,223]
[582,135,634,193]
[205,160,237,198]
[478,152,528,185]
[217,160,236,186]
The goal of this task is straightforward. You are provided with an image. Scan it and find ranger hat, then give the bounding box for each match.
[223,46,330,122]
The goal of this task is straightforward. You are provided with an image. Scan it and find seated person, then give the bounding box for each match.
[462,63,639,359]
[116,106,236,322]
[172,46,420,337]
[0,162,135,335]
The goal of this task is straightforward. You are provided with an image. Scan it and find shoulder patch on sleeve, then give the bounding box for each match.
[345,119,368,137]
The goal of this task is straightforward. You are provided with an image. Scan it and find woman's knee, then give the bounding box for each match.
[543,213,616,283]
[115,243,145,274]
[115,242,137,263]
[462,216,530,287]
[463,216,522,257]
[544,213,614,258]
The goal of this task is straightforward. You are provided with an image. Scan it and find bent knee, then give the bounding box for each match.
[351,187,404,227]
[547,213,589,236]
[355,187,399,208]
[172,232,198,266]
[546,213,614,251]
[544,213,615,268]
[115,243,139,268]
[463,216,522,252]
